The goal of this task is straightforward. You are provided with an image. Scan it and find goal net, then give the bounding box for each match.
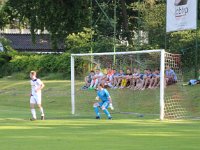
[71,49,188,120]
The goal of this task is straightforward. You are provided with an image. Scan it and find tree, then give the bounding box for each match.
[2,0,90,48]
[130,0,166,49]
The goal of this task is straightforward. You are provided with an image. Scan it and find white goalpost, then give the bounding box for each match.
[71,49,165,120]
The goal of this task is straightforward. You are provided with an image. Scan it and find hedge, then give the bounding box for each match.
[0,52,71,79]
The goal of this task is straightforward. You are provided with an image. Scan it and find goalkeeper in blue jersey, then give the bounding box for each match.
[93,84,113,120]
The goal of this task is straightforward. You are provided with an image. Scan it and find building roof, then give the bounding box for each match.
[1,34,65,52]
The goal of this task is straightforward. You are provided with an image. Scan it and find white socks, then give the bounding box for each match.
[31,107,45,119]
[31,109,36,119]
[40,107,45,116]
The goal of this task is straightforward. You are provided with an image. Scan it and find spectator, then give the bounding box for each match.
[120,68,132,89]
[165,65,177,85]
[84,70,95,88]
[89,69,104,89]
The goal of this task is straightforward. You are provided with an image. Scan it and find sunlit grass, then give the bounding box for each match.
[0,79,200,150]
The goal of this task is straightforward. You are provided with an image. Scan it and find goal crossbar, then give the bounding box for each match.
[71,49,164,57]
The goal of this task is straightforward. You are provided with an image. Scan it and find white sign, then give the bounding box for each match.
[166,0,197,32]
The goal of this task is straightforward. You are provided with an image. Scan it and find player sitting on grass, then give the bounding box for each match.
[93,84,113,120]
[82,70,95,90]
[103,67,114,88]
[111,69,119,88]
[187,69,200,86]
[120,68,132,89]
[132,68,143,90]
[141,69,152,90]
[148,69,160,89]
[165,65,177,86]
[131,68,139,89]
[89,69,104,89]
[113,69,125,89]
[29,71,45,121]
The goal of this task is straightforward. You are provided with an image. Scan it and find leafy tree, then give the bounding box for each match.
[130,0,166,49]
[2,0,90,48]
[65,27,113,53]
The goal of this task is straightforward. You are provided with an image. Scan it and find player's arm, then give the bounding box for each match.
[40,82,45,90]
[36,80,45,92]
[108,96,114,110]
[108,96,112,103]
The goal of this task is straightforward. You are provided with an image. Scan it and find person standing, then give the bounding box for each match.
[29,71,45,121]
[93,84,113,120]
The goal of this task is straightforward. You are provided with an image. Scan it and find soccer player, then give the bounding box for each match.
[103,67,114,88]
[89,69,104,89]
[112,69,119,88]
[93,84,113,120]
[113,69,125,89]
[29,71,45,121]
[132,68,143,90]
[83,70,95,89]
[131,68,140,89]
[165,65,177,85]
[148,69,160,89]
[141,69,152,90]
[120,68,132,89]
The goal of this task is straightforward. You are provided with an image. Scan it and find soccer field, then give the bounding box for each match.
[0,79,200,150]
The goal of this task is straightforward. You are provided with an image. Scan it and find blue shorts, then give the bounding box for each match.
[98,101,110,109]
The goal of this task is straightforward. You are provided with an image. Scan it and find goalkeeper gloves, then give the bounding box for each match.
[109,103,114,110]
[95,96,99,101]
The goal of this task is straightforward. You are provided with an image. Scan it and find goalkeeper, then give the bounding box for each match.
[93,84,113,120]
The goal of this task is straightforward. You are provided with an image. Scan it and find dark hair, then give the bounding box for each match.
[90,70,95,73]
[99,83,104,88]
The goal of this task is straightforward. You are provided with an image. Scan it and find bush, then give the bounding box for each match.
[1,53,71,79]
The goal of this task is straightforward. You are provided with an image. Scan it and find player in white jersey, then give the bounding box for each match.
[30,71,45,121]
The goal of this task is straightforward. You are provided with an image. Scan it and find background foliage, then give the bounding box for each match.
[0,0,200,79]
[0,52,71,79]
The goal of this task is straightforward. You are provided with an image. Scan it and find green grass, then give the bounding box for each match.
[0,79,200,150]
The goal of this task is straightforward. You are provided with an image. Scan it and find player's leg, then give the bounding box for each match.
[145,78,150,89]
[36,96,45,120]
[126,77,132,88]
[141,78,146,90]
[93,102,101,119]
[101,102,112,119]
[131,78,136,89]
[120,78,127,89]
[115,77,122,88]
[37,104,45,120]
[134,78,140,90]
[152,77,158,88]
[134,78,139,90]
[108,76,114,88]
[148,78,154,89]
[112,76,117,87]
[89,79,95,88]
[93,79,99,88]
[30,96,37,120]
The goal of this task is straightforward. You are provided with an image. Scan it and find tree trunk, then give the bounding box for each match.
[120,0,133,45]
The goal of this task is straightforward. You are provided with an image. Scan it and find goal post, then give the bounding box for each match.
[71,55,75,115]
[71,49,165,120]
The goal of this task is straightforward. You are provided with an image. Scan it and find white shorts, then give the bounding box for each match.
[30,94,42,105]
